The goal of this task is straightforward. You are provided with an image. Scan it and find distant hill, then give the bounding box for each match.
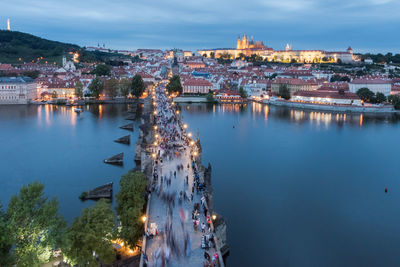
[0,30,135,65]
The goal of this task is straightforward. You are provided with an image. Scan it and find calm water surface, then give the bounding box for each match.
[0,104,140,221]
[1,103,400,266]
[180,103,400,267]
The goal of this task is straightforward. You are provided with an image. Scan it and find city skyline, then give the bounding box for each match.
[1,0,400,53]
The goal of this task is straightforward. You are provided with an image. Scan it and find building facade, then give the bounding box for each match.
[183,79,213,94]
[349,78,392,96]
[0,77,37,104]
[292,90,362,105]
[271,78,319,95]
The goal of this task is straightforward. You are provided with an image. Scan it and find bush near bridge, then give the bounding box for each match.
[116,171,148,248]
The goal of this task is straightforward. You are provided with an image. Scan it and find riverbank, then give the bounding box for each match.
[262,99,397,114]
[30,98,142,105]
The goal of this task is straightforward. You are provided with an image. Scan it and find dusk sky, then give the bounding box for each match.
[1,0,399,53]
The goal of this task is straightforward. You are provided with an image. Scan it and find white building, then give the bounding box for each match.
[349,78,392,96]
[0,77,37,104]
[244,82,267,97]
[183,78,213,94]
[292,90,362,106]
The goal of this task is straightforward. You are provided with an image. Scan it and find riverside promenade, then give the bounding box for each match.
[139,84,225,267]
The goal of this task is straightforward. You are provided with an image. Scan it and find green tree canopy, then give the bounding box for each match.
[131,74,146,98]
[0,204,13,266]
[119,78,131,98]
[104,78,118,98]
[239,86,248,98]
[63,199,115,266]
[7,182,66,266]
[356,87,375,102]
[116,171,147,248]
[278,84,291,100]
[75,80,83,98]
[88,77,104,98]
[91,64,111,76]
[375,92,386,103]
[388,95,400,110]
[166,75,182,94]
[206,92,215,102]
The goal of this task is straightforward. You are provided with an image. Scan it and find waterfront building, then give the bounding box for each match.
[198,34,356,63]
[215,89,247,103]
[36,77,75,99]
[183,78,213,94]
[349,78,392,96]
[292,89,361,106]
[244,80,269,97]
[271,78,319,95]
[0,77,37,104]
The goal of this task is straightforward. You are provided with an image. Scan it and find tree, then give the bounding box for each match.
[239,86,248,98]
[166,75,182,94]
[210,52,215,59]
[206,91,215,102]
[119,78,131,98]
[388,95,400,110]
[278,84,291,100]
[91,64,111,76]
[7,182,66,266]
[330,74,341,82]
[269,73,278,80]
[75,80,83,98]
[340,76,350,82]
[237,53,245,60]
[51,90,58,99]
[88,77,104,98]
[63,199,115,267]
[131,74,146,98]
[104,78,118,98]
[0,204,13,266]
[375,92,386,103]
[116,172,147,248]
[356,87,375,102]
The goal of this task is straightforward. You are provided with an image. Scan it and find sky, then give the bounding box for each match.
[0,0,399,53]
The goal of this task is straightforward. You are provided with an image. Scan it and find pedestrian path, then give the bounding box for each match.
[142,85,220,267]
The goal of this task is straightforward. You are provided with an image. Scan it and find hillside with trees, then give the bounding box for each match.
[0,30,137,65]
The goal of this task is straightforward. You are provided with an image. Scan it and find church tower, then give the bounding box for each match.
[237,36,242,49]
[62,55,67,68]
[7,18,10,31]
[242,33,249,49]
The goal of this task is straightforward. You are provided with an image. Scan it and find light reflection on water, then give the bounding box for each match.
[178,102,400,267]
[0,103,141,224]
[178,102,399,129]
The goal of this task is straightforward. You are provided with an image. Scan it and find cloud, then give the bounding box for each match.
[0,0,400,52]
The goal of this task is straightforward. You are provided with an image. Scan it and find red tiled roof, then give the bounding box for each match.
[318,82,349,91]
[183,78,212,87]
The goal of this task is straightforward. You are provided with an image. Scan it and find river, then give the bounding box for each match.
[1,102,400,266]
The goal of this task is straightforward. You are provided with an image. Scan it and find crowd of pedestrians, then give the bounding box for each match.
[145,85,220,267]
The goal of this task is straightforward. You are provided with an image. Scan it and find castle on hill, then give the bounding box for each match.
[198,33,356,64]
